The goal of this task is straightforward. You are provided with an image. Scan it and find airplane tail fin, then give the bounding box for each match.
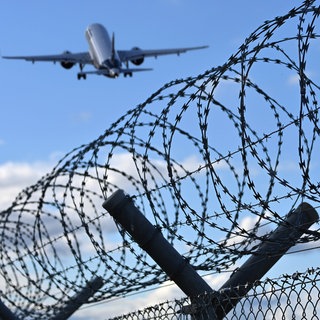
[111,32,116,62]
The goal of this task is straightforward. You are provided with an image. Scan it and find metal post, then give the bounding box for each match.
[0,299,19,320]
[213,202,318,319]
[103,189,217,320]
[51,276,103,320]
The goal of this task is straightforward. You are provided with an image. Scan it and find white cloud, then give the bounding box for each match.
[0,161,47,186]
[73,272,231,319]
[73,111,92,123]
[223,213,273,251]
[287,71,314,86]
[287,73,300,86]
[0,160,53,210]
[99,152,227,195]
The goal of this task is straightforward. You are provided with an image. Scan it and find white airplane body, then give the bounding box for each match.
[3,23,208,80]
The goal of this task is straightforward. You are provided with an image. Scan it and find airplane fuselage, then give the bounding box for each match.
[85,23,121,78]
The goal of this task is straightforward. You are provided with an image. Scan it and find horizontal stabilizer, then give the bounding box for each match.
[79,67,153,77]
[119,67,153,73]
[94,67,152,75]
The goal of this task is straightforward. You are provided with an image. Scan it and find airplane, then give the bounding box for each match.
[3,23,208,80]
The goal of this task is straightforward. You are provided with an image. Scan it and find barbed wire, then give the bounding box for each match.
[1,0,320,318]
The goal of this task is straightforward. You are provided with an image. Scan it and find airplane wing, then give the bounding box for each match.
[2,52,92,65]
[117,45,208,62]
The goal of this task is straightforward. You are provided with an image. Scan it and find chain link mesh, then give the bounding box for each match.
[108,267,320,319]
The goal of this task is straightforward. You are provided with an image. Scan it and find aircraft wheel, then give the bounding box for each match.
[77,73,86,80]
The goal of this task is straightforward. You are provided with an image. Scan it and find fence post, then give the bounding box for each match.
[213,202,318,319]
[51,276,103,320]
[0,299,19,320]
[103,189,217,320]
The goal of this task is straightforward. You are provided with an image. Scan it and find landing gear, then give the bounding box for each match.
[77,73,87,80]
[124,61,133,77]
[77,63,86,80]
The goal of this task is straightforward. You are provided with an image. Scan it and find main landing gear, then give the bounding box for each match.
[77,63,86,80]
[77,73,87,80]
[124,62,133,77]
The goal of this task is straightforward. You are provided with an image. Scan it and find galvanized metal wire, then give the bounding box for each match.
[107,267,320,319]
[1,0,320,318]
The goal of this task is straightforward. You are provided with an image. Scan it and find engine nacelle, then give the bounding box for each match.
[60,51,75,69]
[130,47,144,66]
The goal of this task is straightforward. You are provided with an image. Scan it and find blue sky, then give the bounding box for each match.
[1,1,318,319]
[0,1,293,163]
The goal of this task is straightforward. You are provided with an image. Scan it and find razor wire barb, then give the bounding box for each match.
[2,0,320,318]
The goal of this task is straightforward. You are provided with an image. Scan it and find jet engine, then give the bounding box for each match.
[60,51,75,69]
[130,47,144,65]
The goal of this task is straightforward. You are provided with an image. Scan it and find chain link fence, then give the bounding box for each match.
[108,267,320,319]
